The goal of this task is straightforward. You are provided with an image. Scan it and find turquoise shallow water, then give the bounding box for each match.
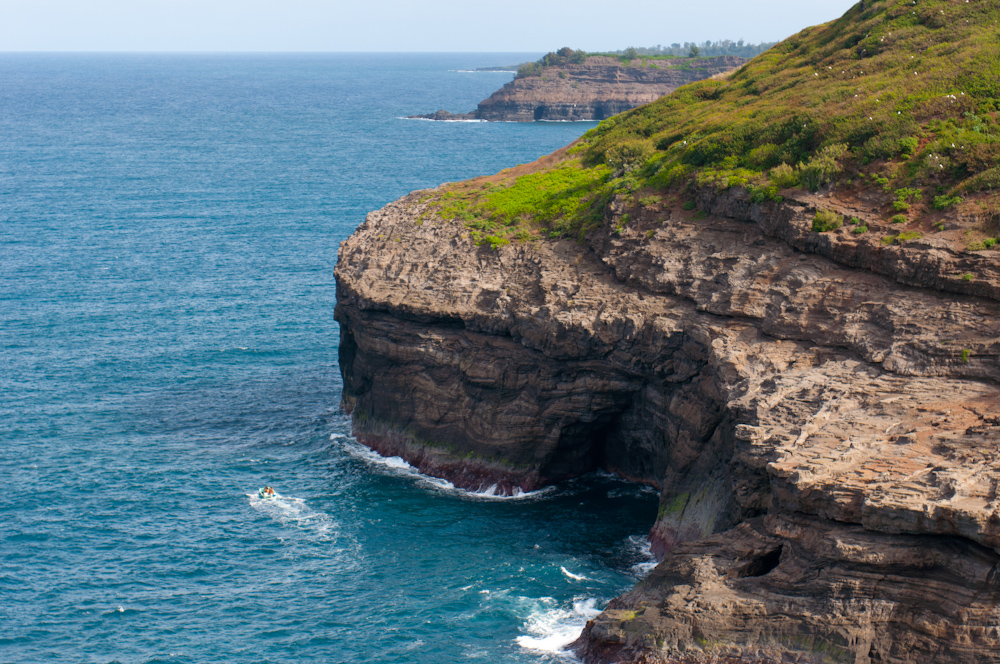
[0,54,658,664]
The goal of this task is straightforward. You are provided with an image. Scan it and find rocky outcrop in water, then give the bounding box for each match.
[334,154,1000,661]
[410,56,746,122]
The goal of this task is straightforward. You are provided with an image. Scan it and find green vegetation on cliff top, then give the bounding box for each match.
[430,0,1000,246]
[514,42,776,78]
[606,41,778,60]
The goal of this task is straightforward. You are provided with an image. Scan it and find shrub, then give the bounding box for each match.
[749,184,782,204]
[798,144,849,191]
[813,209,843,232]
[933,194,962,209]
[881,231,922,245]
[516,47,588,78]
[891,214,908,224]
[517,62,541,78]
[748,143,782,169]
[853,225,869,234]
[648,163,693,188]
[900,136,920,158]
[850,216,862,225]
[985,238,998,248]
[892,188,922,212]
[604,139,654,175]
[770,163,798,189]
[483,235,510,250]
[962,272,974,281]
[895,187,923,203]
[683,200,697,211]
[961,349,972,363]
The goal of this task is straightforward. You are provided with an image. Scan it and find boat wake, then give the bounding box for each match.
[246,491,336,539]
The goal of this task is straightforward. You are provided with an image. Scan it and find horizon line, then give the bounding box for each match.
[0,50,547,54]
[0,43,777,56]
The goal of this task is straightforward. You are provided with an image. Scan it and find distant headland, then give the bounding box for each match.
[410,43,774,122]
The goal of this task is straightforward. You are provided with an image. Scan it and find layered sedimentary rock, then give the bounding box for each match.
[411,56,745,122]
[334,163,1000,661]
[577,514,1000,664]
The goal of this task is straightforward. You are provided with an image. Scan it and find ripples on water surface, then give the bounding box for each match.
[0,54,658,663]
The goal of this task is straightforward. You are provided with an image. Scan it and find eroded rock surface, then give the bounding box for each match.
[334,179,1000,661]
[576,515,1000,664]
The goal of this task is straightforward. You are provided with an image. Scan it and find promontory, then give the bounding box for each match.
[339,1,1000,661]
[412,52,746,122]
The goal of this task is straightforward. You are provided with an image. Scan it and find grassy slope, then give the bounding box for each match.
[427,0,1000,248]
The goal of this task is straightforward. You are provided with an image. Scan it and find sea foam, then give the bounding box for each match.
[515,597,600,656]
[334,433,554,501]
[560,566,591,582]
[627,534,658,577]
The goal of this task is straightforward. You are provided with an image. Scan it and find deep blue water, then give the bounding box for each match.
[0,54,658,664]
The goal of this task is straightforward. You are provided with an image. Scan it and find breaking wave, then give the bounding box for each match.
[333,433,555,501]
[515,597,600,656]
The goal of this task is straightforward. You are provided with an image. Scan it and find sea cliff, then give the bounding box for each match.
[413,55,745,122]
[335,169,1000,661]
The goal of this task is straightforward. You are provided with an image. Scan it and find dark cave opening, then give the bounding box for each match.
[738,545,784,578]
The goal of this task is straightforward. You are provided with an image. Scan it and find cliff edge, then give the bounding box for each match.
[338,1,1000,661]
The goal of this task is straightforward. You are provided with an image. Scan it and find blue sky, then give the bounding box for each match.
[2,0,859,52]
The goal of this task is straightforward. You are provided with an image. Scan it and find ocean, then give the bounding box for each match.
[0,53,659,664]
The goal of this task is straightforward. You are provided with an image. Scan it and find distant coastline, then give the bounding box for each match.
[411,50,747,122]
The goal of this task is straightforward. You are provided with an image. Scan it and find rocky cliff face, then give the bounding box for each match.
[412,56,745,122]
[334,155,1000,662]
